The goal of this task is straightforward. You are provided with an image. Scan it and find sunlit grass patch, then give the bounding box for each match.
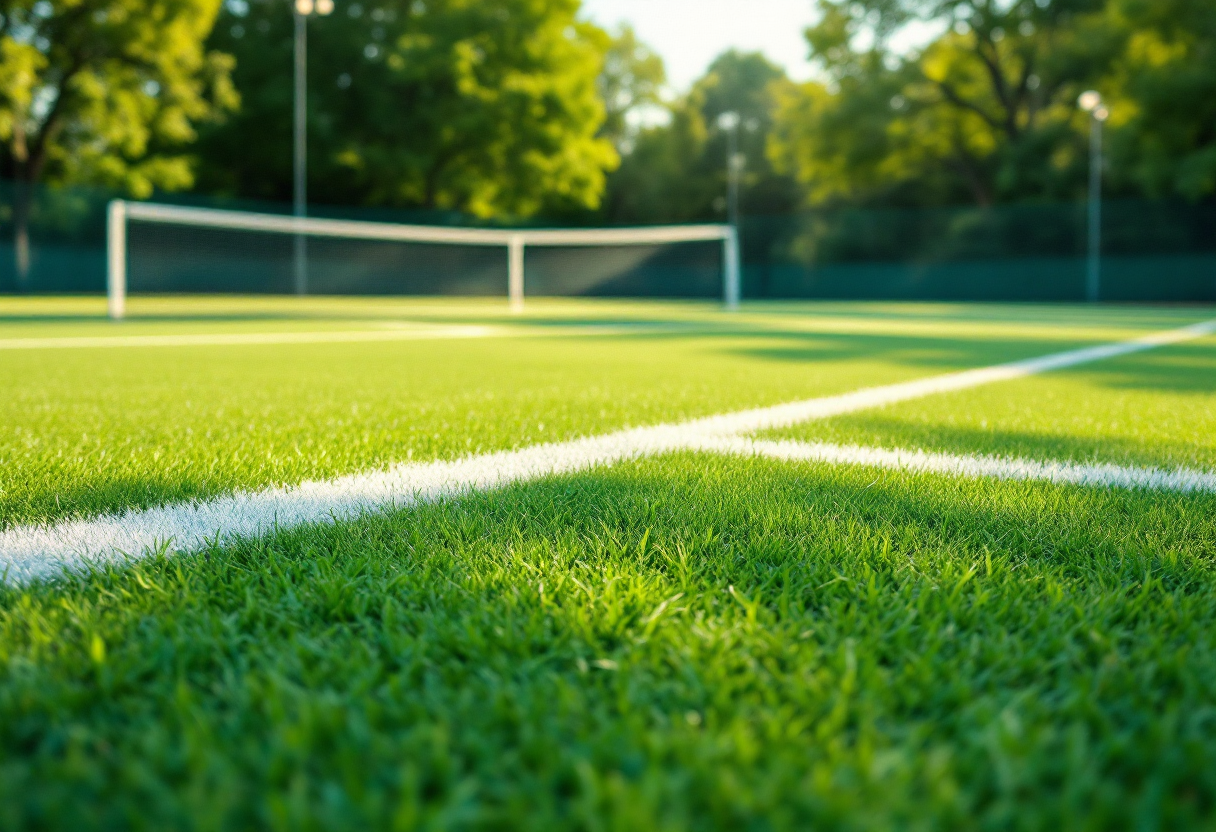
[2,454,1214,828]
[767,336,1216,470]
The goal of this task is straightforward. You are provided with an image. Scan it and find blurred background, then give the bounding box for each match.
[0,0,1212,301]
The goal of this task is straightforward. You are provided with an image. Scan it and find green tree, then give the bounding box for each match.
[195,0,617,219]
[0,0,236,288]
[1105,0,1216,199]
[597,23,665,152]
[602,50,799,223]
[770,0,1122,207]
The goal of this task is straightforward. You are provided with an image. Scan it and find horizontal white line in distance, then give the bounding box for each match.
[0,325,497,351]
[701,437,1216,494]
[2,317,1213,584]
[0,322,694,351]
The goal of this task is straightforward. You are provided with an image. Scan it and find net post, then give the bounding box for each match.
[106,199,127,320]
[508,234,525,313]
[723,226,740,311]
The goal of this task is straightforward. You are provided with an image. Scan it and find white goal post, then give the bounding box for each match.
[106,200,741,320]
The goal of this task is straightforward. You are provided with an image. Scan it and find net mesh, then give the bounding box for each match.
[126,222,506,295]
[125,219,724,298]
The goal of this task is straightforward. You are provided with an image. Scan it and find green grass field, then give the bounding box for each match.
[1,296,1215,830]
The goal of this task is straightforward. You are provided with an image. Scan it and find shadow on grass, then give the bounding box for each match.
[777,415,1216,469]
[1076,344,1216,394]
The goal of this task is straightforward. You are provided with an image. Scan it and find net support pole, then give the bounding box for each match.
[723,227,740,311]
[508,234,525,313]
[106,199,127,321]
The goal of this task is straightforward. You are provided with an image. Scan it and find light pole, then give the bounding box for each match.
[1078,90,1109,304]
[716,111,746,307]
[292,0,333,296]
[716,111,744,230]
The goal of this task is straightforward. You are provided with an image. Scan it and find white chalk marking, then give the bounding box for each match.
[0,325,503,351]
[699,437,1216,494]
[0,321,700,351]
[0,325,496,350]
[2,318,1213,584]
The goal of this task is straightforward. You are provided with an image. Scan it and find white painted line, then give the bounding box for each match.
[2,317,1213,584]
[699,437,1216,494]
[0,426,696,585]
[0,322,695,351]
[0,325,498,350]
[685,318,1216,436]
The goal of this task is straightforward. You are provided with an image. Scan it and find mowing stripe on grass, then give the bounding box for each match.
[700,437,1216,493]
[2,318,1213,584]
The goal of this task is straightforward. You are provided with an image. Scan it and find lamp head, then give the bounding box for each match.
[1078,90,1102,113]
[717,111,740,131]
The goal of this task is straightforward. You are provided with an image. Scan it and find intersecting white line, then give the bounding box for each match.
[2,318,1214,585]
[699,437,1216,494]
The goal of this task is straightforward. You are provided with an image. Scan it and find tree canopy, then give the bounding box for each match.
[768,0,1216,208]
[599,50,800,224]
[194,0,617,218]
[0,0,235,284]
[0,0,235,193]
[3,0,1214,243]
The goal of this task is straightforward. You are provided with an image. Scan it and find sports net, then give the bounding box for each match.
[108,202,738,318]
[4,180,1210,303]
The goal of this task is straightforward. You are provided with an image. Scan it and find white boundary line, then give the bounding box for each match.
[700,437,1216,494]
[0,325,498,351]
[0,322,698,351]
[2,318,1214,584]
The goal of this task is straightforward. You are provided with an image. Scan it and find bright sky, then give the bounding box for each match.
[580,0,819,91]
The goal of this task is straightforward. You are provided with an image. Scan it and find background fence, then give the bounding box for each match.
[1,181,1212,301]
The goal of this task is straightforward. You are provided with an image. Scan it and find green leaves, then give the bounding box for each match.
[195,0,617,218]
[771,0,1216,207]
[0,0,237,194]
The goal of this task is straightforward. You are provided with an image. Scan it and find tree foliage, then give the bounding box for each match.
[601,50,800,223]
[1105,0,1216,199]
[770,0,1216,208]
[597,23,664,151]
[195,0,616,218]
[771,0,1125,207]
[0,0,235,285]
[0,0,235,193]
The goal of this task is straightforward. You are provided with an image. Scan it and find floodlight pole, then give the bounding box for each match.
[1078,91,1108,304]
[1086,112,1103,303]
[725,123,740,231]
[717,111,743,310]
[293,7,308,296]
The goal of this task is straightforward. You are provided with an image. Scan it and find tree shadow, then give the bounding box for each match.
[1072,345,1216,394]
[775,416,1215,470]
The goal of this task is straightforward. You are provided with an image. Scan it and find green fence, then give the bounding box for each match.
[1,180,1213,301]
[740,201,1216,302]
